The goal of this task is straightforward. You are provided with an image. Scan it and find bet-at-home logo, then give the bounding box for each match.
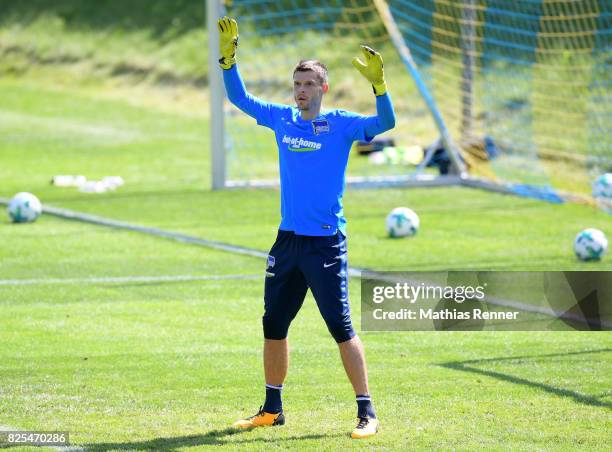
[282,135,322,152]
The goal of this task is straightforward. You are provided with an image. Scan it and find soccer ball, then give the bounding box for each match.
[386,207,419,238]
[593,173,612,198]
[573,228,608,261]
[592,173,612,213]
[8,192,42,223]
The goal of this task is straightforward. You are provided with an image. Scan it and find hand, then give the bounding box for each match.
[352,45,387,96]
[218,16,238,69]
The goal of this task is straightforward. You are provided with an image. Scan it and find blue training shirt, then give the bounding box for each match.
[223,65,396,236]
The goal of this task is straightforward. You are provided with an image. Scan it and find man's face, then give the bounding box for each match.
[293,70,328,111]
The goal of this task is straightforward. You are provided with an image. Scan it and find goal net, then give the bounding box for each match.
[213,0,611,199]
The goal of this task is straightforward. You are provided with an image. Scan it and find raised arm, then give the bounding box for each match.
[352,46,396,138]
[218,17,281,128]
[362,91,395,138]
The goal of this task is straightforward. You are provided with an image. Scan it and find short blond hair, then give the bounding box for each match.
[293,60,328,85]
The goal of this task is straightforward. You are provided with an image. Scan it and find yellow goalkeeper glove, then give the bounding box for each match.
[352,45,387,96]
[218,16,238,69]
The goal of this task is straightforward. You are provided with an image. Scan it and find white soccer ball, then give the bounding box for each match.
[593,173,612,198]
[592,173,612,213]
[574,228,608,261]
[8,192,42,223]
[386,207,419,238]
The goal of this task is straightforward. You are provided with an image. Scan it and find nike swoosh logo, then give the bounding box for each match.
[323,261,338,268]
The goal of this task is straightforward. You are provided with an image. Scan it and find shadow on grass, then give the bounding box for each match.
[438,348,612,409]
[84,428,343,451]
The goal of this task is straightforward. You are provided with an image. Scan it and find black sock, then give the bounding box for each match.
[356,394,376,419]
[263,384,283,413]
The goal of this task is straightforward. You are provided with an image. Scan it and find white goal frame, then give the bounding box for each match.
[207,0,471,191]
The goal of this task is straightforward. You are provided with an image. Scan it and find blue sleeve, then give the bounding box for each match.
[222,65,285,129]
[343,93,396,142]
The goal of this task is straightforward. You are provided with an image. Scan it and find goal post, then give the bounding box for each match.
[208,0,611,205]
[208,0,468,190]
[207,0,225,190]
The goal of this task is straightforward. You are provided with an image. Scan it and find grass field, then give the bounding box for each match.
[1,218,611,450]
[1,5,611,449]
[1,74,611,450]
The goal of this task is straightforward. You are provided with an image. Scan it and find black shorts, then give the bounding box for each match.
[262,230,355,343]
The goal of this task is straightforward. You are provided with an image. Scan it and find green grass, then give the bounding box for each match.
[1,16,611,449]
[1,79,610,272]
[2,217,611,450]
[0,78,208,192]
[0,3,207,86]
[2,2,608,192]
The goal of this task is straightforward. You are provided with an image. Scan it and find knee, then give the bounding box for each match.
[325,317,356,343]
[262,313,290,340]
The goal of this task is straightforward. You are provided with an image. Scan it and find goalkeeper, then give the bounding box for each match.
[218,17,395,439]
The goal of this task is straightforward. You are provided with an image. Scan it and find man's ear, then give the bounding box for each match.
[322,83,329,94]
